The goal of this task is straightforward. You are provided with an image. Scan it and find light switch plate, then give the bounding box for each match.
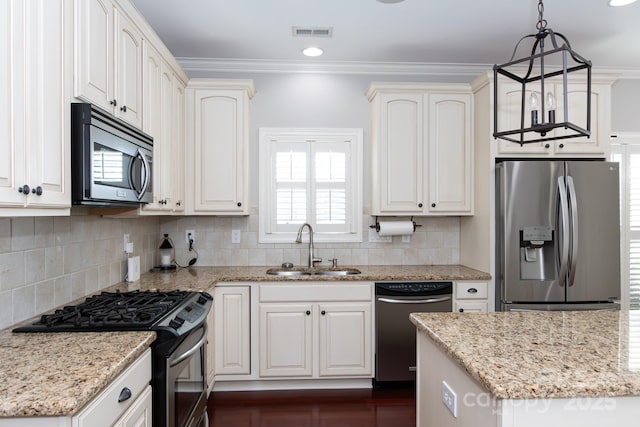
[231,229,241,244]
[442,381,457,417]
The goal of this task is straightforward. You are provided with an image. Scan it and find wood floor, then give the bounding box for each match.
[207,387,416,427]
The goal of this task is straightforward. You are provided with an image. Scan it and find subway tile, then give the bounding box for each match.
[0,219,10,253]
[11,217,35,251]
[0,252,26,291]
[35,280,55,314]
[13,285,35,324]
[45,246,64,279]
[24,249,45,284]
[0,290,12,330]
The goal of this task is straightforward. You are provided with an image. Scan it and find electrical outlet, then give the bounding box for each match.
[442,381,457,417]
[368,228,392,243]
[185,230,195,245]
[123,234,130,252]
[231,229,241,244]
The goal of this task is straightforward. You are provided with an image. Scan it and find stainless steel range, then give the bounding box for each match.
[13,289,213,427]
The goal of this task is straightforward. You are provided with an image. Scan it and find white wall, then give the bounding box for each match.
[612,79,640,132]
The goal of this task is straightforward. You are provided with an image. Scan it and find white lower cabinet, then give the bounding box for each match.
[258,283,373,379]
[213,286,251,376]
[72,349,152,427]
[453,281,489,313]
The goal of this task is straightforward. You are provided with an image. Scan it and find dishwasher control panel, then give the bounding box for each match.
[375,281,453,296]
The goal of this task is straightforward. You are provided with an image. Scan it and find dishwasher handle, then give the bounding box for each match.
[377,296,452,304]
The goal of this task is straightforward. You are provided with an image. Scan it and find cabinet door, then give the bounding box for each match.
[114,8,142,128]
[553,83,608,155]
[214,286,251,375]
[427,93,472,214]
[318,303,372,377]
[191,89,248,214]
[74,0,114,112]
[259,303,313,377]
[0,0,26,206]
[170,77,186,213]
[117,385,152,427]
[374,93,425,214]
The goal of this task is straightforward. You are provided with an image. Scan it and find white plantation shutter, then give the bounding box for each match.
[259,128,363,243]
[611,138,640,370]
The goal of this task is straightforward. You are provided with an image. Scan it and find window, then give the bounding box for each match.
[259,128,363,243]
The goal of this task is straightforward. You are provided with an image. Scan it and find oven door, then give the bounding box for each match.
[166,324,209,427]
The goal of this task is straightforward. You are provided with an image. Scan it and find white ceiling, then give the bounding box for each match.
[130,0,640,74]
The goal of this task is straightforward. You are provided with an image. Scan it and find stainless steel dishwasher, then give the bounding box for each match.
[374,281,453,386]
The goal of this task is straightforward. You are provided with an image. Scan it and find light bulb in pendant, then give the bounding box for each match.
[530,92,539,126]
[545,92,556,123]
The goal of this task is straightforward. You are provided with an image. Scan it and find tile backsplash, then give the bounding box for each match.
[0,215,160,330]
[160,210,460,269]
[1,210,459,330]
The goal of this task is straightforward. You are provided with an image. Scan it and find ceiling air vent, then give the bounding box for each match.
[292,27,333,38]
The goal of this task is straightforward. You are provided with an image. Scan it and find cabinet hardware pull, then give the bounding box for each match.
[117,387,132,403]
[431,203,436,208]
[559,143,564,148]
[120,105,127,112]
[544,143,550,149]
[32,186,43,196]
[110,99,117,106]
[18,185,30,194]
[237,202,242,207]
[321,310,326,315]
[176,201,182,206]
[467,288,478,294]
[305,310,311,315]
[459,308,464,312]
[418,203,423,208]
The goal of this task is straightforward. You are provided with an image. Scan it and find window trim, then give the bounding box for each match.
[258,127,363,243]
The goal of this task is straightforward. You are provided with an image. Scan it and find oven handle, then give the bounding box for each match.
[169,323,207,368]
[377,296,452,304]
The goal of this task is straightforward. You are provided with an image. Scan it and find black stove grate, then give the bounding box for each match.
[24,290,191,331]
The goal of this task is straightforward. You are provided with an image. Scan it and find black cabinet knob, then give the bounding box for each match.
[110,99,117,106]
[559,143,565,148]
[117,387,132,403]
[321,310,326,315]
[418,203,423,208]
[120,105,127,112]
[176,201,182,206]
[431,203,436,208]
[467,288,478,294]
[237,202,242,207]
[32,186,43,196]
[305,310,311,315]
[544,143,550,149]
[18,184,30,194]
[459,308,464,313]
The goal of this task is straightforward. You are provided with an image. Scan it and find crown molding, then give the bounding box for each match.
[177,57,640,81]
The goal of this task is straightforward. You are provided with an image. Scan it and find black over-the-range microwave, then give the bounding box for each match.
[71,103,153,206]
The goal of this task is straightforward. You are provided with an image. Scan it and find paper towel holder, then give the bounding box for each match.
[369,216,421,233]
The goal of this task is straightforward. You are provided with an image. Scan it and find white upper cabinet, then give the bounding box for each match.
[368,83,474,216]
[75,0,143,128]
[140,41,185,214]
[495,81,612,157]
[428,93,473,214]
[0,0,71,215]
[185,79,255,215]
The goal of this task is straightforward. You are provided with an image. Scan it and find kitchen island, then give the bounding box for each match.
[410,310,640,426]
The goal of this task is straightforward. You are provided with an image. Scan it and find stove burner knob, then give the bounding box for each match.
[197,294,209,305]
[169,316,185,330]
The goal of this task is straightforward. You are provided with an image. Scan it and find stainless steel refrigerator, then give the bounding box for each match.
[496,160,621,311]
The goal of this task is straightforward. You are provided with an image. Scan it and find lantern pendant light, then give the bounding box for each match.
[493,0,592,146]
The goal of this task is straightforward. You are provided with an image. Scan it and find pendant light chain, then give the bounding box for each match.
[536,0,548,32]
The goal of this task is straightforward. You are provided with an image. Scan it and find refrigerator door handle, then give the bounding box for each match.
[566,176,579,287]
[557,176,570,287]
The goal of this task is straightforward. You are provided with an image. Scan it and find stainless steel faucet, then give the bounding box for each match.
[296,223,322,268]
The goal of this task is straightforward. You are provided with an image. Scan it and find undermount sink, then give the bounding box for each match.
[266,267,361,276]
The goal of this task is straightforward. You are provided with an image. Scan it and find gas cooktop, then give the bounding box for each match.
[12,289,212,336]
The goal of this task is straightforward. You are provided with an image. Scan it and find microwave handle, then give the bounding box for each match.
[135,149,151,200]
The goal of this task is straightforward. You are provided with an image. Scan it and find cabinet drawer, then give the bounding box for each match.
[260,283,373,302]
[455,282,488,300]
[73,349,151,426]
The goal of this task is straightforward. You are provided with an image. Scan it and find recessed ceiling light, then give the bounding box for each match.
[302,47,324,57]
[608,0,638,6]
[376,0,405,3]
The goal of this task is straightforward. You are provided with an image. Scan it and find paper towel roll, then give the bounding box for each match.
[377,221,415,236]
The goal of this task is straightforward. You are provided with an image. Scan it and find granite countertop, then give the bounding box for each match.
[0,263,489,419]
[112,264,491,292]
[410,310,640,400]
[0,329,155,417]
